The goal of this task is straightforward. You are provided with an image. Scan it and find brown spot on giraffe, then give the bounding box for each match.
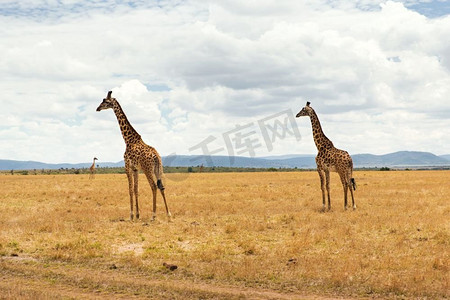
[296,102,356,211]
[96,91,171,221]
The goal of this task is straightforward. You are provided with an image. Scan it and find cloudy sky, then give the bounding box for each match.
[1,0,450,164]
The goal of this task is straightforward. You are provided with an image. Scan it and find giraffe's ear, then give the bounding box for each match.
[306,101,310,107]
[107,91,112,99]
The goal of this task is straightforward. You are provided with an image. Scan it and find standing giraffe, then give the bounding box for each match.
[89,157,98,179]
[296,102,356,211]
[96,91,171,221]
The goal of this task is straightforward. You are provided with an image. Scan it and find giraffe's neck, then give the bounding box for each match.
[309,109,333,151]
[112,100,142,145]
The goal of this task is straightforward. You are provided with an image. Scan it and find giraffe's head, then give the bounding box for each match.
[96,91,115,111]
[296,101,313,118]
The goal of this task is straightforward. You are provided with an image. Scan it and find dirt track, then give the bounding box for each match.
[1,257,347,299]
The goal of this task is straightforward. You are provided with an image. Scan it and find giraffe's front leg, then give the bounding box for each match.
[317,169,326,212]
[125,168,134,220]
[133,169,140,219]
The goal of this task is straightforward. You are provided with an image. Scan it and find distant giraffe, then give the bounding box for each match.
[96,91,171,221]
[89,157,98,179]
[296,102,356,211]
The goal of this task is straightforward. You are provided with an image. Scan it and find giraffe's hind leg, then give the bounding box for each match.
[143,171,165,221]
[156,178,171,220]
[339,174,349,210]
[350,178,356,210]
[159,187,172,220]
[149,181,157,221]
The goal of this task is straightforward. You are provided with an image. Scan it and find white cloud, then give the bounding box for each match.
[1,0,450,164]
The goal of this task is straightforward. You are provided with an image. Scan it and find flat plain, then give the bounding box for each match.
[0,171,449,299]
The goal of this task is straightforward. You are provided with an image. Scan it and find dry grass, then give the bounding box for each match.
[0,171,448,299]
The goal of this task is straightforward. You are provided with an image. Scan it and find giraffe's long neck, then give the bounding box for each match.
[309,109,333,151]
[112,101,142,145]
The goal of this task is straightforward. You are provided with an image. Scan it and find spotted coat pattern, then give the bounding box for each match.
[296,102,356,210]
[97,91,171,220]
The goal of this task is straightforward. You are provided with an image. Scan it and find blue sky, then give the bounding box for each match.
[407,0,450,17]
[1,0,450,163]
[2,1,449,19]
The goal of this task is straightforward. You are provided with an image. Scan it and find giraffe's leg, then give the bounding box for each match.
[349,177,356,210]
[150,181,157,221]
[325,170,331,210]
[143,171,158,221]
[344,184,348,210]
[317,169,326,211]
[125,166,134,220]
[133,169,139,219]
[159,188,172,220]
[339,173,348,210]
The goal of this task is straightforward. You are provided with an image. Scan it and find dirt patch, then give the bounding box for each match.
[115,243,144,256]
[0,259,349,299]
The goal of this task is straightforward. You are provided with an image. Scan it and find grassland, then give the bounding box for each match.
[0,171,448,299]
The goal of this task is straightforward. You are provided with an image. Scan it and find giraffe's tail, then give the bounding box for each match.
[157,179,165,191]
[350,178,357,191]
[155,160,165,191]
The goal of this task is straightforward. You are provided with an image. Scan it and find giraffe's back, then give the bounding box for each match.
[317,147,353,172]
[125,141,162,171]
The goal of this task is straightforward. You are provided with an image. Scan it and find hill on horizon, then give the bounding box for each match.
[1,151,449,171]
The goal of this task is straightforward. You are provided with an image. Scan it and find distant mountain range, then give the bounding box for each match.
[440,154,450,161]
[352,152,450,167]
[1,151,450,170]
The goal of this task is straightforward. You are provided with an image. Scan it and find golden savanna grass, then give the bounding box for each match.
[0,171,449,299]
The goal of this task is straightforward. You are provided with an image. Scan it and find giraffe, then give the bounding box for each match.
[296,102,356,211]
[96,91,171,221]
[89,157,98,179]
